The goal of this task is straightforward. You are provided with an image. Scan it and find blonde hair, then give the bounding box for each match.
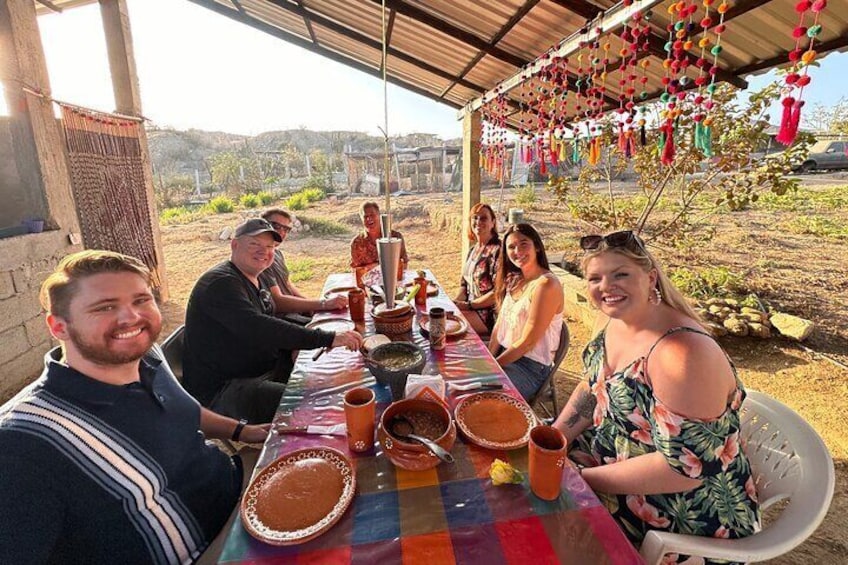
[581,245,702,324]
[40,250,152,319]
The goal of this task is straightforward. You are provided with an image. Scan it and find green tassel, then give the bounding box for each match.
[572,139,580,165]
[701,125,713,157]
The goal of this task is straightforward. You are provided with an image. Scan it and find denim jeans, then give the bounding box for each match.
[503,355,551,401]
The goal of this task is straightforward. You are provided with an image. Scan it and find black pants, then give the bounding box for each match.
[208,354,293,423]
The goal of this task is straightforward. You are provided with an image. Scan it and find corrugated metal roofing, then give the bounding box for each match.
[37,0,848,128]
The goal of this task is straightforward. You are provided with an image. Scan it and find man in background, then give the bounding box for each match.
[350,201,409,273]
[260,208,346,325]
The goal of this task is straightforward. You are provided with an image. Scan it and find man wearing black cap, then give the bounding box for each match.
[182,218,362,423]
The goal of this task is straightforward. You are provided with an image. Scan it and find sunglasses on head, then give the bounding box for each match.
[579,230,646,253]
[269,221,292,233]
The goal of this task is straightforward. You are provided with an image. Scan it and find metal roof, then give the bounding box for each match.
[36,0,848,127]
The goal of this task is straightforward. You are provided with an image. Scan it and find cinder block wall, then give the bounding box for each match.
[0,231,80,402]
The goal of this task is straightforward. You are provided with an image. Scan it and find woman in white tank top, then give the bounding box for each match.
[488,223,564,401]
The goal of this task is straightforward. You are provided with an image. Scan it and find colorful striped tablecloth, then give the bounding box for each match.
[219,272,642,564]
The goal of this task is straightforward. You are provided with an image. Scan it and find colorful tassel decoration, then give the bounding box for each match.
[660,119,675,166]
[572,139,581,165]
[776,97,796,145]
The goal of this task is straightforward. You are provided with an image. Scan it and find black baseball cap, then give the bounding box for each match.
[234,218,282,242]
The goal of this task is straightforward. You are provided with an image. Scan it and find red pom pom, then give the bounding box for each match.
[788,48,803,62]
[695,76,708,86]
[714,24,726,34]
[677,92,686,100]
[694,114,704,122]
[793,26,808,38]
[662,77,671,85]
[785,73,800,84]
[694,95,705,104]
[811,0,827,11]
[795,0,812,11]
[704,100,715,110]
[701,17,713,28]
[797,74,812,86]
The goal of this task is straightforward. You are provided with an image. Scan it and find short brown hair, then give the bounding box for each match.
[40,250,152,318]
[360,201,380,217]
[261,208,292,222]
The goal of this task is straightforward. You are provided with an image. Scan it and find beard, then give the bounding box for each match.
[67,322,161,366]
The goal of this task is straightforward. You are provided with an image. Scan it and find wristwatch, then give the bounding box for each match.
[231,419,248,441]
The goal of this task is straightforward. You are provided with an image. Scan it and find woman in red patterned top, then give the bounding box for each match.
[454,203,500,337]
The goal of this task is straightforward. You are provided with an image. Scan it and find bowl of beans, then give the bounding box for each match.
[364,341,426,400]
[377,398,456,471]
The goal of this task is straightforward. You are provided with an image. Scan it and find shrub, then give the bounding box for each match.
[239,193,259,208]
[160,206,192,225]
[286,193,307,210]
[301,188,325,203]
[297,215,349,236]
[669,266,744,299]
[514,184,537,207]
[257,191,274,205]
[207,196,235,214]
[288,258,315,283]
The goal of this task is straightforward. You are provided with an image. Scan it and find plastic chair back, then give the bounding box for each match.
[640,389,834,564]
[530,321,570,415]
[160,325,186,381]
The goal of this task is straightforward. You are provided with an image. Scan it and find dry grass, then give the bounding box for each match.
[160,182,848,563]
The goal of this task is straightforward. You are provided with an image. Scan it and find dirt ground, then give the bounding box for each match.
[160,181,847,564]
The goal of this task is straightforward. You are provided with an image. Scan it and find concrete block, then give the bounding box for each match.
[0,326,29,365]
[24,314,50,347]
[11,264,33,293]
[0,346,47,404]
[0,270,14,300]
[0,292,43,333]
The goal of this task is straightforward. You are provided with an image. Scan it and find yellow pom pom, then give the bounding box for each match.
[699,37,711,48]
[704,117,714,126]
[717,2,729,13]
[684,40,694,49]
[801,50,817,64]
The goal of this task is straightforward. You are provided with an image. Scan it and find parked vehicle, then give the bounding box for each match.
[795,140,848,173]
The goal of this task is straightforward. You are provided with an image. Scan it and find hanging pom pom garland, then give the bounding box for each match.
[777,0,827,145]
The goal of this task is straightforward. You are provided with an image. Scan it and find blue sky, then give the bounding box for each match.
[3,0,846,138]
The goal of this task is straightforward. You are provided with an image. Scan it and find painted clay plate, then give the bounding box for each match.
[305,317,356,332]
[323,286,358,299]
[403,280,439,296]
[241,447,356,546]
[418,312,468,338]
[454,392,537,450]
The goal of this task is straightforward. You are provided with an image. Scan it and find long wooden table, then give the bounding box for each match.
[218,271,642,564]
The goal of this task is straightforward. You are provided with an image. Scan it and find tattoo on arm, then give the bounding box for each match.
[565,389,597,428]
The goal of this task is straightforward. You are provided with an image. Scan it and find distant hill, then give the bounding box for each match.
[146,126,460,179]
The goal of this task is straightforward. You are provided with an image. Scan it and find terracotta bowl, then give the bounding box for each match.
[377,398,456,471]
[364,341,425,400]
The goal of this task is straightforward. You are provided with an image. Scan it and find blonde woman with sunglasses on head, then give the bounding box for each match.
[553,230,760,564]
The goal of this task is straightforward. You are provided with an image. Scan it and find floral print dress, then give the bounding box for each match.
[571,327,761,565]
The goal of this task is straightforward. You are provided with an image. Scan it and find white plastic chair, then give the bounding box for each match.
[640,389,835,564]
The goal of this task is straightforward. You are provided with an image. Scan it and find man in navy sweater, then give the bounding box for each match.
[0,250,269,564]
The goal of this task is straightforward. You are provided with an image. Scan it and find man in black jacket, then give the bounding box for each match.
[182,218,361,423]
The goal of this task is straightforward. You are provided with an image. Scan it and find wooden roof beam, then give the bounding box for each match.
[463,0,667,116]
[264,0,489,95]
[735,34,848,76]
[548,0,603,21]
[369,0,530,68]
[379,9,396,74]
[441,0,541,98]
[35,0,63,13]
[186,0,463,109]
[295,0,318,45]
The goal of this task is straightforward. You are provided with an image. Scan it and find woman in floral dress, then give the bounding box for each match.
[553,231,760,564]
[454,203,500,336]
